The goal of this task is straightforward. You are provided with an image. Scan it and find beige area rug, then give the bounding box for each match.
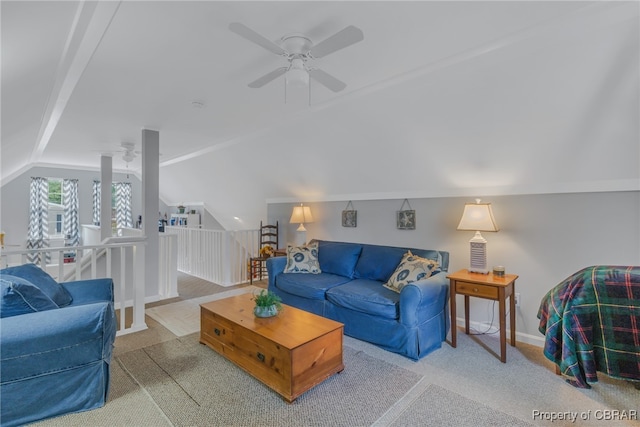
[145,286,261,336]
[33,357,171,426]
[116,333,422,426]
[383,383,533,427]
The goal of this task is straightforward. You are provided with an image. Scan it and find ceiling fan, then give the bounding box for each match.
[119,142,139,163]
[229,22,364,92]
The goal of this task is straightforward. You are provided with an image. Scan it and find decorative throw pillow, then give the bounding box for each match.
[1,277,59,318]
[383,251,440,293]
[284,242,321,274]
[0,263,72,307]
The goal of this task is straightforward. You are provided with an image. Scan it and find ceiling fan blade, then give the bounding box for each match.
[308,69,347,92]
[309,25,364,59]
[229,22,286,56]
[248,67,288,88]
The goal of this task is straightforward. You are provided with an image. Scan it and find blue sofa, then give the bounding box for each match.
[267,240,450,360]
[0,264,116,427]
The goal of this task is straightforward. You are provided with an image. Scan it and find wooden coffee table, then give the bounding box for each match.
[200,293,344,402]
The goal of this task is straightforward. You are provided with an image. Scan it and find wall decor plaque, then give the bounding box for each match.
[396,199,415,230]
[342,201,357,227]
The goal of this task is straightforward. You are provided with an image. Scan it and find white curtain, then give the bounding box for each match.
[27,177,49,264]
[92,180,101,225]
[63,179,79,246]
[114,182,133,229]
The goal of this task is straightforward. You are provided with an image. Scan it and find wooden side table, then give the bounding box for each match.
[447,269,519,363]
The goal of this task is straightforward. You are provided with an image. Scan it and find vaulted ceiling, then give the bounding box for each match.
[2,1,638,229]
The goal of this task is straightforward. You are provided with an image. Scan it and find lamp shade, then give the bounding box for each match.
[289,205,314,224]
[457,202,498,232]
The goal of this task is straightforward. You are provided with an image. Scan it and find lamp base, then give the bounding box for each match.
[469,232,489,274]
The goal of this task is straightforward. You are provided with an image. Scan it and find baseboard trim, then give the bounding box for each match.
[454,317,545,347]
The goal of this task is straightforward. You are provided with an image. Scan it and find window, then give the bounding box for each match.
[92,181,133,232]
[47,178,65,238]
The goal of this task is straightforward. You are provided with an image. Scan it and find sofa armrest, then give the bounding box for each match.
[399,271,449,327]
[61,278,114,306]
[266,256,287,291]
[0,302,116,384]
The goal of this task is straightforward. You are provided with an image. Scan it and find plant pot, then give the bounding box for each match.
[254,304,279,318]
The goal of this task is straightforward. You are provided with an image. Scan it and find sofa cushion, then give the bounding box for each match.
[353,245,408,282]
[0,264,72,307]
[1,276,59,318]
[276,272,351,300]
[326,279,400,320]
[317,241,362,278]
[384,251,440,293]
[284,243,322,274]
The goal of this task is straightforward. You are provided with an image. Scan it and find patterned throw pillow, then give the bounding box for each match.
[284,242,322,274]
[383,251,440,293]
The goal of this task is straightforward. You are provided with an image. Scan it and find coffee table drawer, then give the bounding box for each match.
[201,309,235,352]
[230,327,290,389]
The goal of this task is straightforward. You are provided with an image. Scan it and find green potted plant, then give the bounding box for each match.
[252,289,282,318]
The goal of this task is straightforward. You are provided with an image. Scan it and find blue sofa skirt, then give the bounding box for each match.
[0,277,116,426]
[324,301,448,360]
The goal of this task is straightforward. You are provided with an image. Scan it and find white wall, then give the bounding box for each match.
[268,191,640,345]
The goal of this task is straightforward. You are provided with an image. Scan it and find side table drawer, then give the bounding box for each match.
[456,281,498,299]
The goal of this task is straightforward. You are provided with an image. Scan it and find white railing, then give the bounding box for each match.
[1,238,147,337]
[165,226,259,286]
[158,233,178,298]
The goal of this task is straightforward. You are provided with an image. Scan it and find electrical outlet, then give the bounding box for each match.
[514,293,521,307]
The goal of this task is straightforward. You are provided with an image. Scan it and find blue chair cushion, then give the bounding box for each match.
[317,241,362,278]
[275,272,351,300]
[1,276,59,318]
[326,279,400,320]
[0,264,72,307]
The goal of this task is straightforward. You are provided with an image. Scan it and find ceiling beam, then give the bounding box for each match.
[30,0,121,162]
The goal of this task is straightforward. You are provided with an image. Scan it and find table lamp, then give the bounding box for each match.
[457,199,499,274]
[290,204,314,232]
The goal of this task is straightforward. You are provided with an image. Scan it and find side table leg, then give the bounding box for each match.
[510,283,516,347]
[450,279,457,347]
[499,288,506,363]
[464,295,470,334]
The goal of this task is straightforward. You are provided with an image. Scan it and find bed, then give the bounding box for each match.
[537,265,640,388]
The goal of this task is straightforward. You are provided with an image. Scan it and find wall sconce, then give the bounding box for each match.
[289,203,314,232]
[457,199,499,274]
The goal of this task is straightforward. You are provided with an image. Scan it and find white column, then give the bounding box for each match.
[141,129,159,297]
[100,155,112,241]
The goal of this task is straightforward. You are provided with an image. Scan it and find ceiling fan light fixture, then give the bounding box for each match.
[122,152,135,163]
[286,68,309,87]
[286,58,309,87]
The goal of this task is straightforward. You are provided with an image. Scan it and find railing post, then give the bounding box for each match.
[131,242,146,331]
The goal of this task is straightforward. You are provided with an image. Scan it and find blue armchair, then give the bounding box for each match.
[0,264,116,426]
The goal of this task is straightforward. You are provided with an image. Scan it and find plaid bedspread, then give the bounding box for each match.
[537,266,640,388]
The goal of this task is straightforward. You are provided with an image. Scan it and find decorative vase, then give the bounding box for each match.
[254,304,278,318]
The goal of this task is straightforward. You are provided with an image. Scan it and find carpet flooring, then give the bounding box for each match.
[117,334,421,426]
[36,333,537,427]
[385,383,532,427]
[32,274,640,426]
